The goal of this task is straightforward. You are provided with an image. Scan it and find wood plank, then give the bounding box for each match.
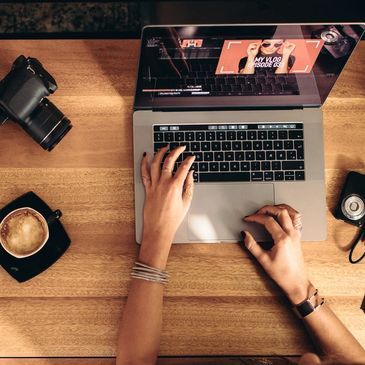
[1,296,363,357]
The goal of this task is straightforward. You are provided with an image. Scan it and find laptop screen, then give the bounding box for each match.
[134,24,364,110]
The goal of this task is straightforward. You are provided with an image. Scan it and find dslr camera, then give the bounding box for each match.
[0,55,72,151]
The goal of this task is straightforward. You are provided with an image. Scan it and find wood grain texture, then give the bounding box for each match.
[0,40,364,358]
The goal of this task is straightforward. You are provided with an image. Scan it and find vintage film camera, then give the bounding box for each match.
[0,55,72,151]
[312,25,352,59]
[334,171,365,263]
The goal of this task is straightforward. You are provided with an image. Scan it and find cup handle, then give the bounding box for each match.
[46,209,62,226]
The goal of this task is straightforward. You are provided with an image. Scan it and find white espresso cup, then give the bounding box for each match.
[0,207,50,259]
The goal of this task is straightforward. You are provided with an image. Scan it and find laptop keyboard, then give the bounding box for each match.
[153,123,305,183]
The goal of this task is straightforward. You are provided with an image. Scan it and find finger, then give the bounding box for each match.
[161,145,186,180]
[150,145,169,185]
[174,155,196,185]
[244,214,285,241]
[255,205,294,233]
[182,170,194,205]
[275,203,302,223]
[242,230,267,263]
[140,152,151,190]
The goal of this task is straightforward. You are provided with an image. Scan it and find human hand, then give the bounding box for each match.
[242,204,312,304]
[282,41,296,57]
[139,145,195,269]
[247,42,260,58]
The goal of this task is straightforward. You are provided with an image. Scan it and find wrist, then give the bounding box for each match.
[138,237,172,270]
[285,281,314,305]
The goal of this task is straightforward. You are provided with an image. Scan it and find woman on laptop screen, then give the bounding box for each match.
[116,148,365,365]
[239,39,296,74]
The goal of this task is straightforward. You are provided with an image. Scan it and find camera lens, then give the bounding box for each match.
[341,194,365,221]
[21,98,72,151]
[321,30,339,44]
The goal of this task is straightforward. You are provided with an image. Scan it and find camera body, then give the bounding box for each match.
[334,172,365,227]
[312,25,352,59]
[0,55,72,151]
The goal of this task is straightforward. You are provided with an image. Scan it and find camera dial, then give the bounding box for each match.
[341,194,365,221]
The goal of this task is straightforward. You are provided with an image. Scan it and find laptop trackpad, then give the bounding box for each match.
[188,183,274,242]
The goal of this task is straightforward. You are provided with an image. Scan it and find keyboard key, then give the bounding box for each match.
[248,131,257,140]
[175,132,184,142]
[253,141,263,150]
[272,161,281,170]
[261,161,271,170]
[219,162,230,171]
[295,171,305,180]
[209,162,219,171]
[266,151,275,160]
[204,152,214,161]
[256,151,265,160]
[284,140,293,149]
[199,172,250,182]
[263,141,273,150]
[285,171,295,181]
[289,130,303,139]
[199,162,209,172]
[230,162,240,171]
[222,141,232,150]
[185,132,194,141]
[273,141,283,150]
[196,132,205,141]
[225,151,235,161]
[154,143,166,152]
[237,131,247,140]
[164,132,173,142]
[251,172,263,181]
[251,162,260,171]
[191,142,200,151]
[154,132,163,142]
[227,131,236,140]
[286,151,297,160]
[235,151,245,160]
[241,162,250,171]
[264,171,274,181]
[201,142,211,151]
[193,152,203,162]
[232,141,242,150]
[282,161,304,170]
[274,171,284,181]
[258,131,267,140]
[215,152,224,161]
[268,131,278,139]
[212,141,221,150]
[170,142,180,150]
[242,141,252,150]
[246,151,255,160]
[278,130,288,139]
[276,151,286,160]
[206,131,216,140]
[217,131,226,140]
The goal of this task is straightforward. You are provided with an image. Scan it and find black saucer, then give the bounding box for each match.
[0,191,71,282]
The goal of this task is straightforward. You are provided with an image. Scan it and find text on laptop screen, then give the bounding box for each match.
[135,24,364,109]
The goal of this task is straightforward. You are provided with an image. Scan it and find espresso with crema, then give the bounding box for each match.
[0,208,48,257]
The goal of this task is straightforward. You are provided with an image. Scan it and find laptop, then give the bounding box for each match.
[133,23,364,243]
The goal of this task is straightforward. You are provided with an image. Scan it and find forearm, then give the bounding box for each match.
[287,284,365,362]
[302,300,365,362]
[117,278,164,365]
[116,241,170,365]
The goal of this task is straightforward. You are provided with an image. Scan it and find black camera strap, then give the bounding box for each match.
[349,225,365,264]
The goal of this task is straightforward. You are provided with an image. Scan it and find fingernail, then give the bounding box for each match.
[143,152,146,157]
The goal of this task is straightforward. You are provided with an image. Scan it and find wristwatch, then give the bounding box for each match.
[292,289,325,319]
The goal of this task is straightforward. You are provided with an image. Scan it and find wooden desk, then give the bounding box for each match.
[0,40,364,359]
